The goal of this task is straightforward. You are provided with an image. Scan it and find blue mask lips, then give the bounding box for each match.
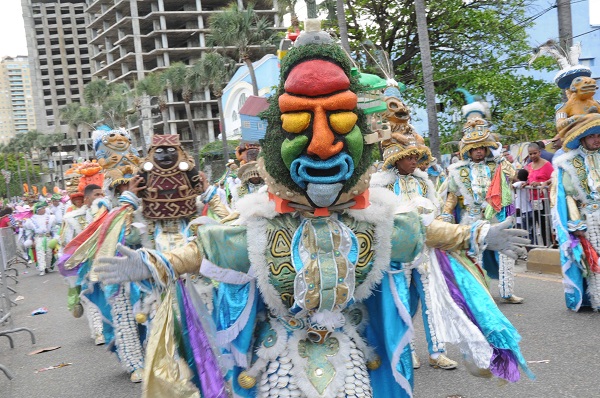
[290,153,355,208]
[290,153,354,189]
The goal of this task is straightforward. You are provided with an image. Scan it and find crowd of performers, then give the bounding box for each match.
[2,20,598,398]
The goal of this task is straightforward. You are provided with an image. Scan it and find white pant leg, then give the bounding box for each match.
[34,236,46,272]
[498,253,515,299]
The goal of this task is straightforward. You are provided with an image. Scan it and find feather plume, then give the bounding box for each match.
[568,42,582,66]
[362,41,395,81]
[529,39,572,69]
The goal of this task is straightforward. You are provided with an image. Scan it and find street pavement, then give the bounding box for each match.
[1,262,599,398]
[0,267,138,398]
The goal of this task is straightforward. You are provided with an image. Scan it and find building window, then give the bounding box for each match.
[238,93,247,110]
[232,111,238,121]
[242,121,251,128]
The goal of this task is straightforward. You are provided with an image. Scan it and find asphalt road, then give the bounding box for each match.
[0,267,138,398]
[1,262,598,398]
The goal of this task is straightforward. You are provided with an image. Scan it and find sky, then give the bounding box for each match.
[0,1,28,57]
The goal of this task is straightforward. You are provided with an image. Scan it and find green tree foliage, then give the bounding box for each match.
[207,3,280,96]
[345,0,562,143]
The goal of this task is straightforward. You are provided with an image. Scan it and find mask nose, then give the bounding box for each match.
[307,107,343,160]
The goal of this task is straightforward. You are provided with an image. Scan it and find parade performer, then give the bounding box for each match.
[23,201,57,276]
[543,42,600,311]
[59,135,208,383]
[440,108,523,304]
[138,134,203,251]
[371,133,457,370]
[48,193,66,227]
[95,21,531,398]
[59,184,109,345]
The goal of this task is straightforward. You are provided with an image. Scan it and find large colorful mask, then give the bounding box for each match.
[93,126,141,171]
[260,41,373,211]
[140,135,201,219]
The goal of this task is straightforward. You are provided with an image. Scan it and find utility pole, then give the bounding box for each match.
[557,0,573,50]
[414,0,441,160]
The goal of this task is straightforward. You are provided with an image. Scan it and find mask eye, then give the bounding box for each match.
[329,112,358,135]
[167,147,176,152]
[388,101,399,110]
[281,112,311,134]
[155,148,164,153]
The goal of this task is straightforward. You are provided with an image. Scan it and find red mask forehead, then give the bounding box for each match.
[284,59,350,96]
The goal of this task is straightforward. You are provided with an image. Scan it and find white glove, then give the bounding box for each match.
[95,243,152,285]
[485,218,529,259]
[490,142,503,159]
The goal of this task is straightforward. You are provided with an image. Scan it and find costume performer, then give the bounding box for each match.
[138,134,204,251]
[95,21,531,398]
[372,128,459,371]
[23,201,57,276]
[60,185,109,345]
[48,193,66,229]
[440,106,523,304]
[546,43,600,311]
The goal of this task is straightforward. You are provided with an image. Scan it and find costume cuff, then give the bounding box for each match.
[119,191,141,210]
[468,220,491,258]
[142,241,205,287]
[567,219,586,232]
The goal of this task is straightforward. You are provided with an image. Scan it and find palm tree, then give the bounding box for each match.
[208,4,278,96]
[135,73,170,135]
[59,102,83,158]
[34,132,63,188]
[161,62,204,166]
[193,52,237,163]
[8,136,24,192]
[83,79,111,107]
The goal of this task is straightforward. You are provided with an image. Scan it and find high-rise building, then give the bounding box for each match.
[21,0,93,134]
[85,0,282,148]
[0,56,37,144]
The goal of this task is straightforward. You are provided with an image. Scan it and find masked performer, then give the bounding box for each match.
[440,109,522,304]
[95,22,530,398]
[24,201,57,276]
[548,44,600,311]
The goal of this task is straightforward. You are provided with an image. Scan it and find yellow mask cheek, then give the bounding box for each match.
[281,112,312,134]
[329,112,358,135]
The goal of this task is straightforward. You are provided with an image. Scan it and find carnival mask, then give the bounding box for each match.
[103,130,131,151]
[262,44,373,210]
[153,146,178,169]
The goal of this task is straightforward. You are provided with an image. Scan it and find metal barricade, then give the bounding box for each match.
[513,185,554,248]
[0,227,36,380]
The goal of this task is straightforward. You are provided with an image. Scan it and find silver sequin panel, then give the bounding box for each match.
[257,339,373,398]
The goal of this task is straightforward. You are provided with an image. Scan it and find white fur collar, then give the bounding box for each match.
[236,191,278,224]
[370,169,396,187]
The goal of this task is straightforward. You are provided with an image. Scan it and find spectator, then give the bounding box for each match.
[526,142,554,245]
[535,140,554,162]
[550,134,565,160]
[0,207,13,228]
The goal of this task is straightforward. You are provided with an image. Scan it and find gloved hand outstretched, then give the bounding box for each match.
[490,142,503,159]
[486,217,529,259]
[95,243,152,285]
